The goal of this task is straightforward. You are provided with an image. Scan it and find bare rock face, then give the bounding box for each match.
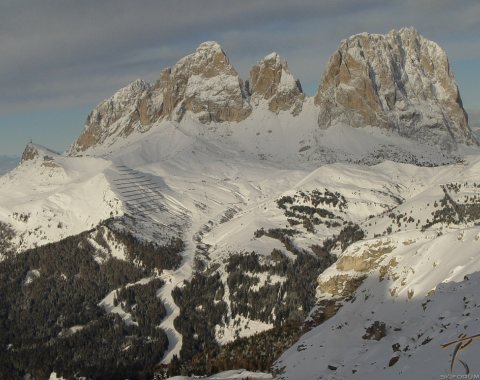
[161,41,251,123]
[249,52,304,115]
[21,143,40,162]
[21,143,60,168]
[69,79,157,153]
[315,27,477,148]
[68,42,252,154]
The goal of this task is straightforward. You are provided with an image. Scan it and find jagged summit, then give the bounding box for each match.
[196,40,223,51]
[196,41,226,55]
[249,52,304,115]
[21,143,59,163]
[21,143,40,162]
[315,27,477,148]
[69,79,152,154]
[168,40,236,79]
[68,41,252,154]
[342,26,420,43]
[160,40,251,123]
[263,51,280,61]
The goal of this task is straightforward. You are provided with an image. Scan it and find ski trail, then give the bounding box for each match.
[105,162,194,363]
[98,276,154,326]
[105,163,247,363]
[157,230,196,363]
[157,203,241,363]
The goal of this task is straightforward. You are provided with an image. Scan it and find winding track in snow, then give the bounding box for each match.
[106,163,197,363]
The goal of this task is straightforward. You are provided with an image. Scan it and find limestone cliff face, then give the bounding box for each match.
[68,32,477,155]
[249,53,304,115]
[69,80,156,153]
[315,27,477,147]
[160,41,251,123]
[68,42,252,154]
[21,143,40,162]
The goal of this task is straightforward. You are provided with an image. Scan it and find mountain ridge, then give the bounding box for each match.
[315,27,473,148]
[66,27,478,158]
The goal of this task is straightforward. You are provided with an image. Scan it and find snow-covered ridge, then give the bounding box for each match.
[0,147,121,254]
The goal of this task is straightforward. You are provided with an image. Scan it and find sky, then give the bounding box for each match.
[1,0,479,156]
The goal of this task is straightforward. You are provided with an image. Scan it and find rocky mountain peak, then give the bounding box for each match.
[172,41,236,78]
[21,143,59,167]
[161,40,251,123]
[315,28,477,148]
[67,32,478,156]
[68,79,154,154]
[249,52,304,115]
[21,143,39,162]
[68,41,255,155]
[197,40,223,52]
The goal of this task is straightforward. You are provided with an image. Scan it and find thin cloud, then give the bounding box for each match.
[0,0,478,115]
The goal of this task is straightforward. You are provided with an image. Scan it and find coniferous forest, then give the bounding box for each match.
[0,223,183,380]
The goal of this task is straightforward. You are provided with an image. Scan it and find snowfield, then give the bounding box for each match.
[0,145,121,253]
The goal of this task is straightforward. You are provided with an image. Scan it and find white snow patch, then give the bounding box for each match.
[24,269,40,285]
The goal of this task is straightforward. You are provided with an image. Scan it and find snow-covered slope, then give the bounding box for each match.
[0,144,121,253]
[275,229,480,379]
[169,370,272,380]
[6,131,480,365]
[274,157,480,379]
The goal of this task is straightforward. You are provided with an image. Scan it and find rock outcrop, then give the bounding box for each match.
[161,41,251,123]
[21,143,59,162]
[21,143,40,162]
[249,52,304,115]
[69,79,155,153]
[315,27,477,147]
[69,42,252,154]
[21,143,60,168]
